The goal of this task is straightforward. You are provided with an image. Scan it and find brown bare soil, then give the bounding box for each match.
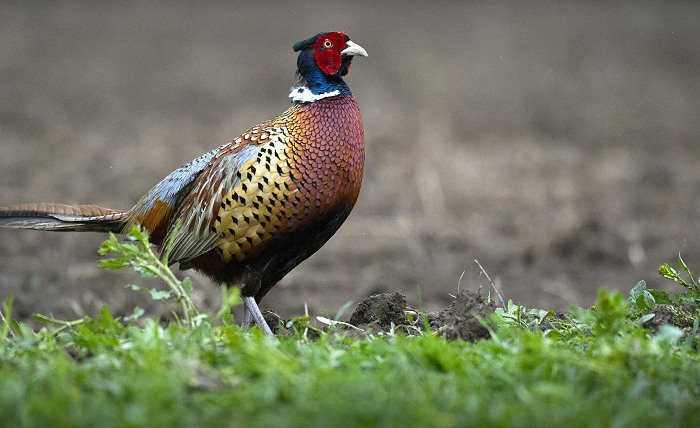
[1,1,699,327]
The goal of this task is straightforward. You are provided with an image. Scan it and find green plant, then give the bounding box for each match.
[628,280,672,315]
[98,223,201,329]
[625,255,700,331]
[492,299,556,330]
[659,253,700,305]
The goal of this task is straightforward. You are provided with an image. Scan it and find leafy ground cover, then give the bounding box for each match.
[1,228,699,427]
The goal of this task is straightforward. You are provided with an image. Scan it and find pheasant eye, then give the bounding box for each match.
[323,39,333,48]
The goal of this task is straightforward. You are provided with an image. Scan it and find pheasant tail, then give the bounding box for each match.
[0,203,127,233]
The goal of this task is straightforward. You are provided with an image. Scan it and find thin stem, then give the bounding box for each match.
[475,259,506,311]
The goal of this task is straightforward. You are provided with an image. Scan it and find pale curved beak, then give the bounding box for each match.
[341,40,368,57]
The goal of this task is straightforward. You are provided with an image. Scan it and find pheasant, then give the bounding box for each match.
[0,32,367,334]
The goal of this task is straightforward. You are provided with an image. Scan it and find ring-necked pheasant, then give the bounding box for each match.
[0,32,367,334]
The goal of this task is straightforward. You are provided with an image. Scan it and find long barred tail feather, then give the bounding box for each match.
[0,203,127,233]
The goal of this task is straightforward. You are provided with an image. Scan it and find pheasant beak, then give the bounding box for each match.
[341,41,368,57]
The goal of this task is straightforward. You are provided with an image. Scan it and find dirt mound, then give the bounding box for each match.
[344,291,495,342]
[427,291,496,341]
[642,303,697,333]
[348,292,410,333]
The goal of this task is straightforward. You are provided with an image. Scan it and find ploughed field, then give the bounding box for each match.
[1,1,699,325]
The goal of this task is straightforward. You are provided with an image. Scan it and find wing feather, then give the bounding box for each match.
[165,144,262,264]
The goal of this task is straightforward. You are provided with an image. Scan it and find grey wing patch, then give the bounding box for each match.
[125,144,226,234]
[134,146,222,214]
[165,144,263,265]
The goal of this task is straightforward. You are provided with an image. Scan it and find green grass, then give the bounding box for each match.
[1,228,699,427]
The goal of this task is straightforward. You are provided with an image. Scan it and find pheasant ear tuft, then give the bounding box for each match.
[293,33,325,52]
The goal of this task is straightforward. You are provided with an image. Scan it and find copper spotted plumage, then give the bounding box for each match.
[0,32,368,334]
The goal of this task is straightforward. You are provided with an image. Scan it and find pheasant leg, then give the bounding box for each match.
[243,295,273,334]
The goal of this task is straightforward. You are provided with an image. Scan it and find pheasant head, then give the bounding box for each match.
[290,32,368,102]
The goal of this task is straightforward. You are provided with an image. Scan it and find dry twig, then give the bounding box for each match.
[475,259,506,311]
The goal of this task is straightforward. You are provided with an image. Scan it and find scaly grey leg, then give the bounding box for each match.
[242,295,273,335]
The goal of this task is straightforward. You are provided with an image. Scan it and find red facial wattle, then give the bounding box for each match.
[311,33,347,76]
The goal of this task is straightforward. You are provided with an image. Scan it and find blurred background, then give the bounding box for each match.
[1,1,699,324]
